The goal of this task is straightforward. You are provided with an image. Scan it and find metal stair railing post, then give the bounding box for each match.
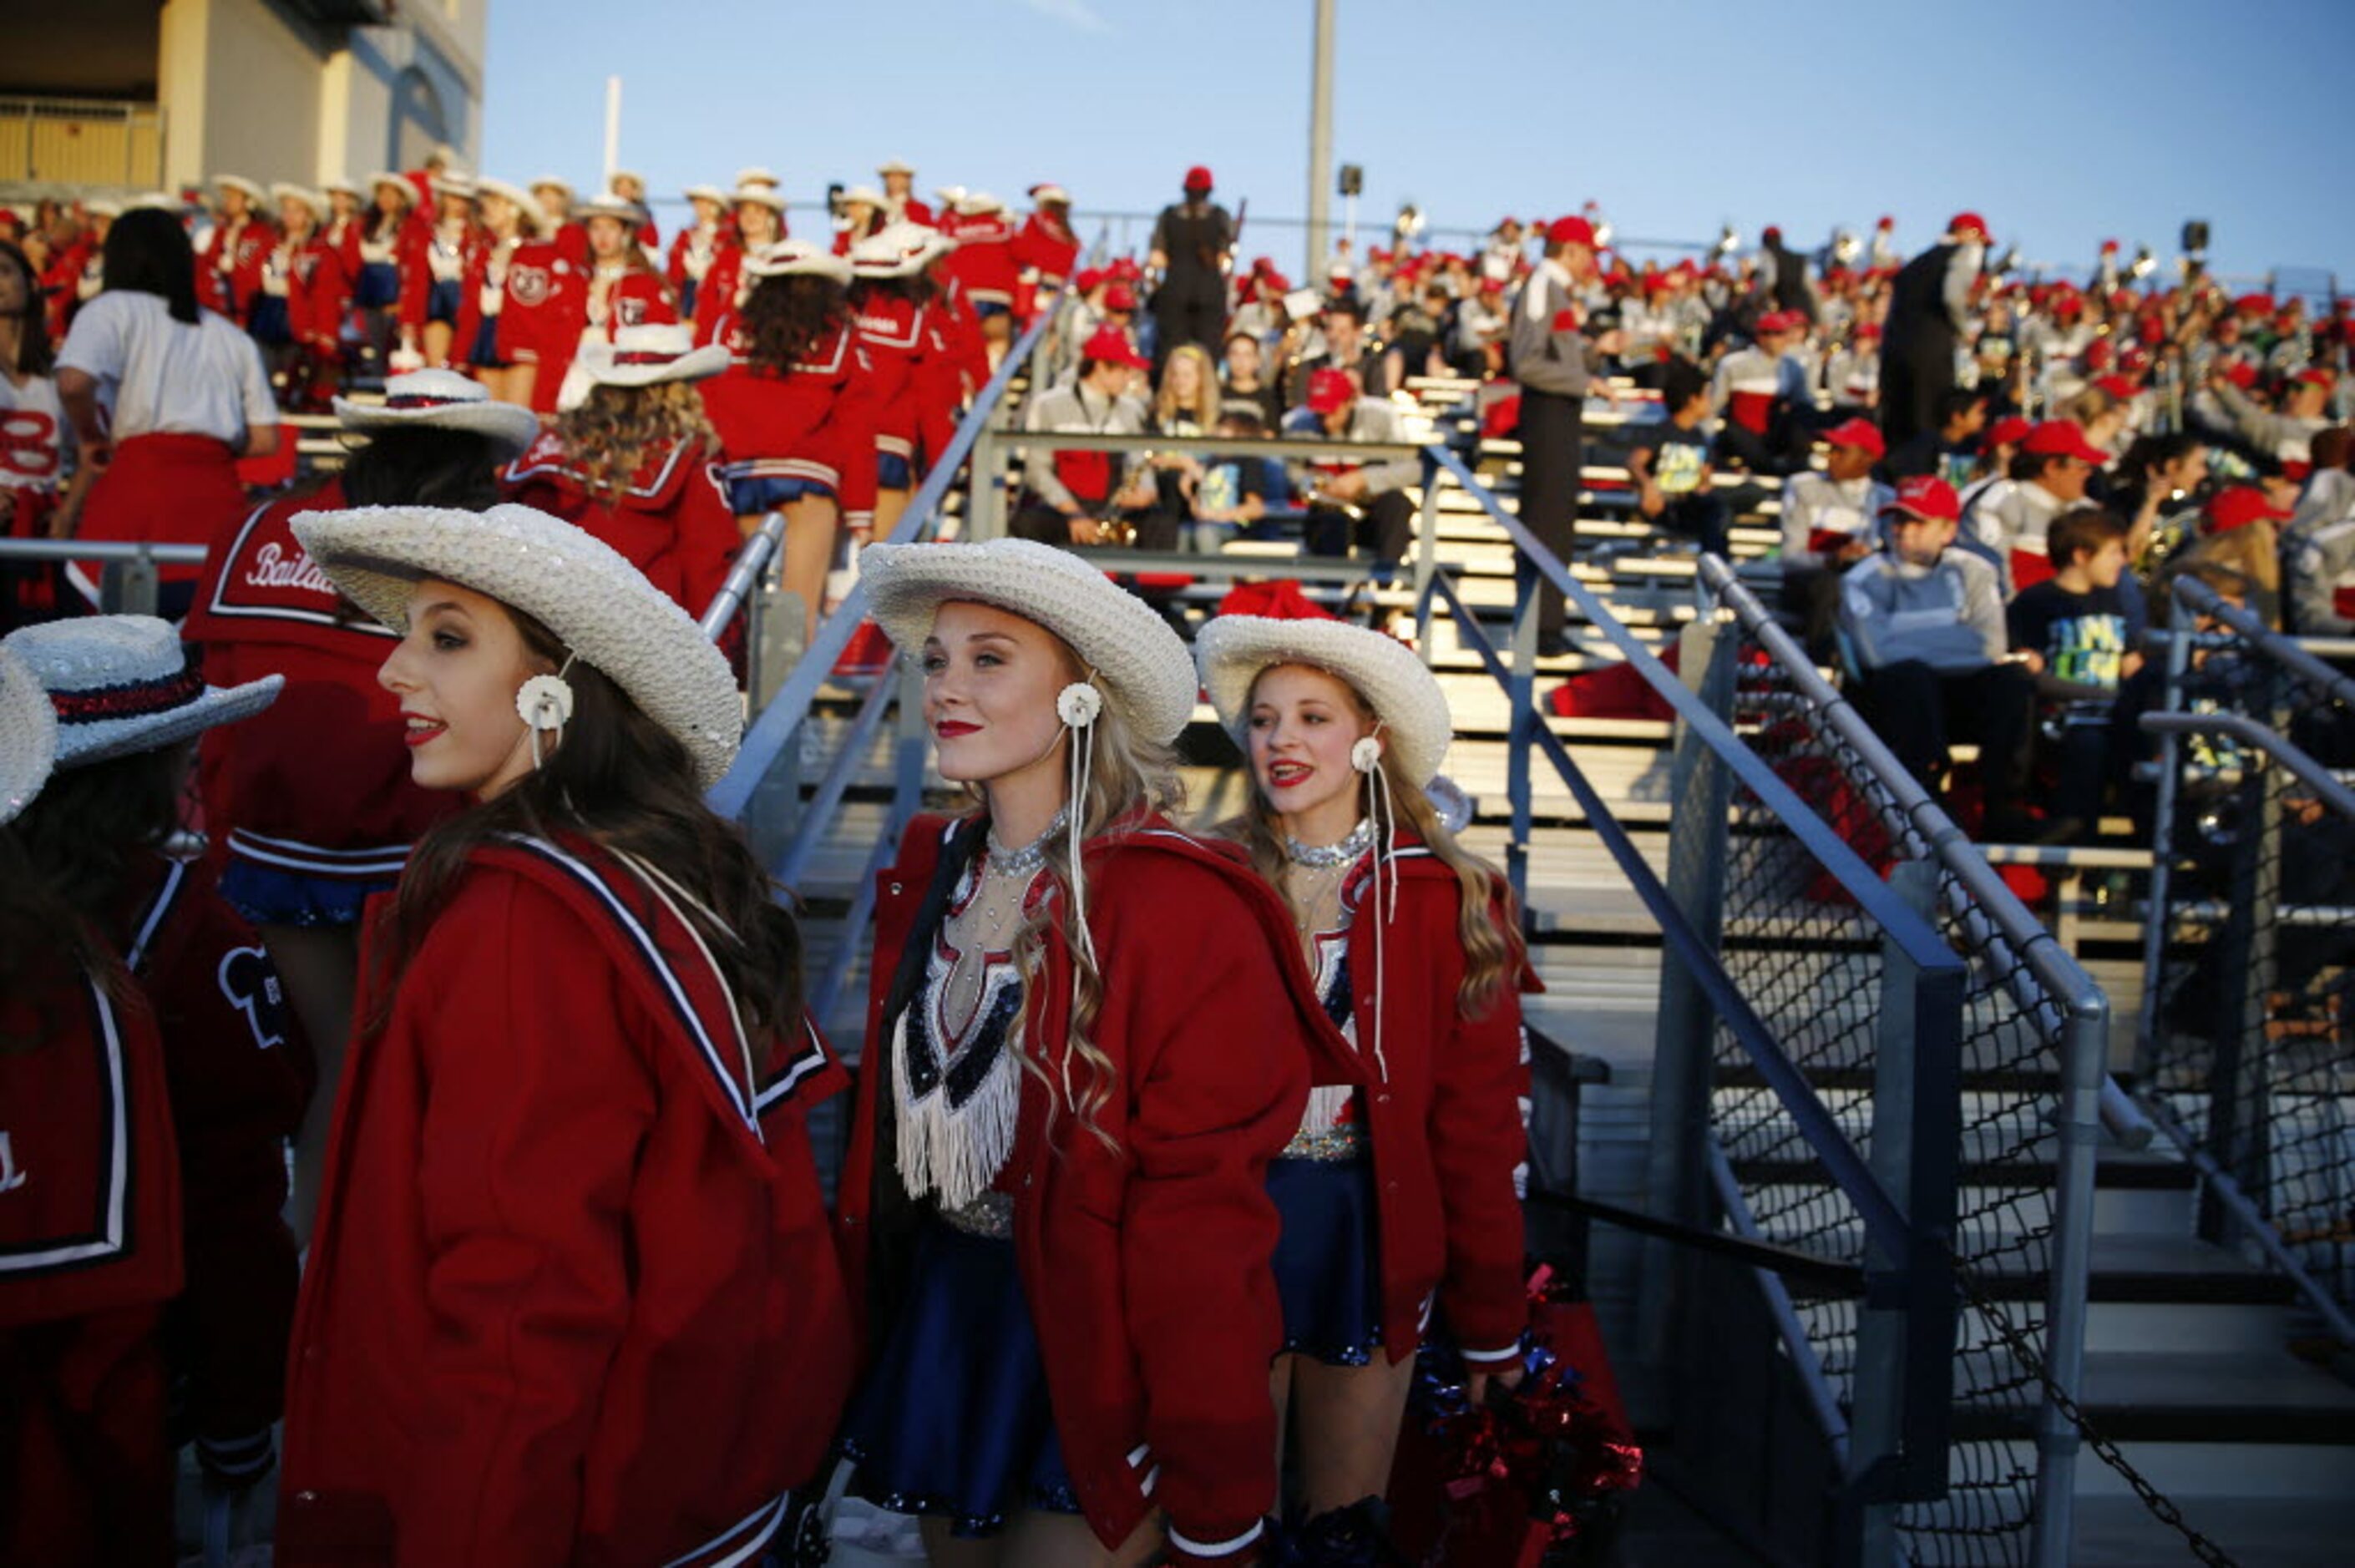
[1411,452,1444,663]
[1504,548,1539,912]
[0,539,210,617]
[1638,614,1738,1374]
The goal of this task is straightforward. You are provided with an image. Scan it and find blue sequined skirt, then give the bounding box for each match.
[220,856,391,929]
[840,1219,1081,1537]
[1269,1156,1388,1367]
[355,260,399,308]
[425,276,462,323]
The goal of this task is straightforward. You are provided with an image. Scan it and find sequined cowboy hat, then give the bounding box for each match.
[574,323,730,389]
[332,368,541,453]
[1195,615,1453,785]
[3,615,282,771]
[475,176,550,235]
[746,238,851,285]
[0,645,56,826]
[848,225,934,280]
[858,538,1197,745]
[269,182,328,220]
[291,503,742,787]
[213,174,266,203]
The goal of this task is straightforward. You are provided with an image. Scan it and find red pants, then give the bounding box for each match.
[0,1308,175,1568]
[73,431,247,603]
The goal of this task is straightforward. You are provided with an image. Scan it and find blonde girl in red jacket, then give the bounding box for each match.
[1196,615,1532,1532]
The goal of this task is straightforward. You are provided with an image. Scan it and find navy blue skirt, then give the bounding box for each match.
[1269,1156,1388,1367]
[469,315,508,368]
[220,856,392,930]
[247,295,291,345]
[723,473,833,515]
[878,452,913,490]
[840,1220,1081,1537]
[677,277,700,319]
[356,260,399,309]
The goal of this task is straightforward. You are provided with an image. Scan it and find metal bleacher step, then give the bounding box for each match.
[1947,1348,2355,1447]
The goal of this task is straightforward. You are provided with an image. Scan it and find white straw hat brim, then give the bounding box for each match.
[0,647,56,826]
[57,676,285,769]
[576,342,732,387]
[1195,615,1452,784]
[332,395,541,452]
[859,539,1197,744]
[291,504,743,787]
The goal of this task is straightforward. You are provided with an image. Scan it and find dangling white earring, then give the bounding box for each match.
[1351,735,1384,773]
[1056,681,1103,728]
[1360,719,1395,1085]
[516,656,577,771]
[1057,676,1104,1119]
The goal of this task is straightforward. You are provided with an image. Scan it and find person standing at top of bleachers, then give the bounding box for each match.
[1878,211,1989,450]
[1147,164,1236,370]
[54,208,279,619]
[1509,215,1621,659]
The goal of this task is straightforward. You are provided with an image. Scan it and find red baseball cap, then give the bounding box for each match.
[1544,215,1596,249]
[1081,326,1147,369]
[1854,321,1883,340]
[2231,292,2273,316]
[1757,309,1802,336]
[2295,367,2337,391]
[1985,415,2033,450]
[1074,266,1104,292]
[1103,282,1138,311]
[2205,485,2292,534]
[1881,474,1962,524]
[2222,358,2259,389]
[1307,367,1358,414]
[1947,211,1990,241]
[1183,164,1213,191]
[2094,374,2140,401]
[1823,417,1886,458]
[2021,419,2108,465]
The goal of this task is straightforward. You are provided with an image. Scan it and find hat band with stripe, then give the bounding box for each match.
[52,665,206,724]
[612,349,688,366]
[384,392,475,410]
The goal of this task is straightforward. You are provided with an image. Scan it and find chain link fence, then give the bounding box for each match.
[1698,559,2115,1567]
[2140,581,2355,1334]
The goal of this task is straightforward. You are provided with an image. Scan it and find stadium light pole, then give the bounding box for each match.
[602,76,622,187]
[1306,0,1334,279]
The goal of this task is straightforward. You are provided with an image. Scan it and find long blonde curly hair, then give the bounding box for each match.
[971,634,1184,1156]
[550,380,721,504]
[1223,665,1519,1016]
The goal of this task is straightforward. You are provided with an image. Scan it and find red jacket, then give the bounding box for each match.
[851,288,929,458]
[200,215,276,323]
[398,220,486,338]
[490,239,579,373]
[123,856,309,1449]
[692,243,750,346]
[913,281,989,464]
[185,481,460,880]
[838,814,1355,1563]
[279,834,854,1567]
[287,232,355,350]
[1011,213,1081,323]
[1325,846,1534,1363]
[700,318,882,528]
[500,429,740,614]
[939,210,1020,307]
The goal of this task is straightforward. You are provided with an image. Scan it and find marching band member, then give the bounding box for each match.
[278,500,853,1565]
[184,370,536,1242]
[878,158,934,227]
[197,175,273,326]
[1197,615,1532,1529]
[4,617,304,1543]
[700,238,876,645]
[503,323,739,615]
[694,182,788,347]
[454,175,546,407]
[54,208,278,617]
[667,183,732,319]
[400,172,483,371]
[837,536,1350,1565]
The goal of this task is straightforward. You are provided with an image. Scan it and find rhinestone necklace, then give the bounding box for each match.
[987,807,1066,878]
[1285,817,1375,869]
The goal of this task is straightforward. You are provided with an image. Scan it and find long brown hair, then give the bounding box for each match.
[966,633,1184,1156]
[550,380,720,504]
[0,239,56,376]
[1223,665,1518,1015]
[738,272,849,377]
[369,603,803,1055]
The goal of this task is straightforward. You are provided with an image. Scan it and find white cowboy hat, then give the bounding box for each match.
[367,170,418,205]
[84,198,124,220]
[575,322,730,388]
[839,185,885,208]
[125,191,181,213]
[877,159,914,177]
[609,169,647,189]
[0,645,56,827]
[270,182,327,219]
[321,176,362,200]
[214,174,265,201]
[474,176,550,235]
[848,226,932,279]
[1030,183,1071,206]
[431,170,479,200]
[933,185,967,209]
[332,369,540,454]
[529,174,575,197]
[684,183,730,206]
[745,239,851,284]
[860,539,1196,745]
[732,184,788,214]
[4,616,282,771]
[291,503,742,787]
[955,190,1004,216]
[1195,615,1453,785]
[736,166,782,190]
[575,193,643,226]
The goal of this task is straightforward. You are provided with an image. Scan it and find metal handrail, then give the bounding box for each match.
[697,509,788,638]
[708,298,1064,821]
[0,539,208,565]
[2139,710,2355,817]
[2174,573,2355,708]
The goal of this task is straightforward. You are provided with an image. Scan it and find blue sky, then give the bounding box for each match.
[483,0,2351,286]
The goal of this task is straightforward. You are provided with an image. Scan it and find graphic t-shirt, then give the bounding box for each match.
[2008,579,2131,701]
[1632,422,1709,496]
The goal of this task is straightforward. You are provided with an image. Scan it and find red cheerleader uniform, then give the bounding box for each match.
[1011,211,1081,321]
[939,209,1020,314]
[278,832,854,1567]
[200,213,276,324]
[693,241,750,348]
[913,281,989,467]
[1,959,185,1568]
[492,240,580,412]
[120,855,310,1487]
[499,428,740,615]
[399,218,485,364]
[850,287,929,487]
[183,479,459,923]
[666,220,728,321]
[700,314,881,530]
[838,815,1355,1563]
